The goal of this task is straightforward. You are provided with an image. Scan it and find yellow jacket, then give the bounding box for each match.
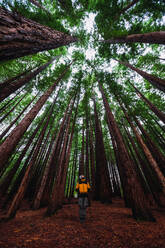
[76,179,91,194]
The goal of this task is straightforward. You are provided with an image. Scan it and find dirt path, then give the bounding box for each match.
[0,198,165,248]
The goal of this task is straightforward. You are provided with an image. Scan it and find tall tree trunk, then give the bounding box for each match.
[101,31,165,45]
[0,57,55,102]
[89,120,96,199]
[0,94,38,140]
[119,0,139,14]
[117,97,165,195]
[58,95,79,205]
[79,123,85,176]
[0,89,22,114]
[25,96,59,200]
[85,106,90,181]
[0,64,71,170]
[6,98,55,218]
[68,131,78,199]
[0,108,47,196]
[28,0,51,15]
[115,59,165,92]
[0,68,31,89]
[33,101,71,209]
[130,82,165,123]
[134,116,165,175]
[0,92,27,123]
[0,7,77,61]
[124,125,164,207]
[99,83,155,221]
[46,96,75,215]
[93,97,112,203]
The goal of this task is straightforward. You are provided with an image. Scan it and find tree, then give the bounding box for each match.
[0,57,55,102]
[0,7,77,61]
[115,59,165,93]
[0,64,71,170]
[99,83,155,221]
[101,32,165,45]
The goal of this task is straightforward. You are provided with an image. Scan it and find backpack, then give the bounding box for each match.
[76,180,90,194]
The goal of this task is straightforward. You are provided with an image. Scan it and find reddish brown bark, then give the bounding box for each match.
[124,125,164,207]
[46,96,75,215]
[58,96,79,205]
[130,82,165,124]
[116,59,165,93]
[0,8,77,61]
[33,100,71,209]
[6,98,55,218]
[89,120,96,199]
[102,31,165,45]
[79,123,85,176]
[0,58,55,102]
[0,94,38,140]
[93,97,112,203]
[0,69,31,89]
[0,64,71,170]
[28,0,51,15]
[85,109,90,181]
[0,109,47,197]
[99,83,155,221]
[134,117,165,175]
[0,93,27,123]
[117,97,165,195]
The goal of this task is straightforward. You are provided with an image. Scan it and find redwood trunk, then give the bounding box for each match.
[0,94,38,140]
[93,98,112,203]
[130,82,165,123]
[0,58,55,102]
[0,64,70,170]
[116,59,165,92]
[33,101,71,209]
[0,7,77,61]
[102,31,165,45]
[99,83,155,221]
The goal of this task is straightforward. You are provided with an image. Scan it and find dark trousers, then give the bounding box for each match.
[78,197,88,221]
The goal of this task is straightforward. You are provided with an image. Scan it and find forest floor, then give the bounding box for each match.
[0,198,165,248]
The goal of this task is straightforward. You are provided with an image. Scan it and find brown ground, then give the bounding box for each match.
[0,198,165,248]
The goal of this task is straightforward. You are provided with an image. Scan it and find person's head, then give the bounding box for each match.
[79,175,85,181]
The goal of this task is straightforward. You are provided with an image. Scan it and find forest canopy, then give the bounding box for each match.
[0,0,165,221]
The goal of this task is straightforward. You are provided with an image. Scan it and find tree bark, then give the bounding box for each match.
[129,82,165,124]
[0,64,71,170]
[99,83,155,221]
[28,0,51,15]
[0,69,31,89]
[0,57,55,102]
[115,59,165,93]
[0,107,48,196]
[102,32,165,45]
[0,93,27,123]
[46,96,75,215]
[0,94,38,140]
[0,88,22,114]
[134,116,165,175]
[33,101,71,209]
[93,97,112,203]
[117,97,165,195]
[6,99,55,218]
[0,7,77,61]
[79,122,85,176]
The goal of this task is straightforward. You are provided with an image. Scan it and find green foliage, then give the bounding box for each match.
[0,0,165,197]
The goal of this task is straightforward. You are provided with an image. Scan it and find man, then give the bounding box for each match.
[76,175,91,223]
